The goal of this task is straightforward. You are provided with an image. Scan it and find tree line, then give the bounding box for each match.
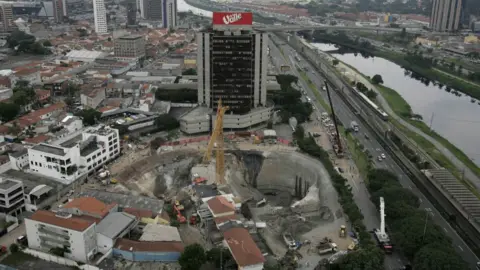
[273,75,313,124]
[292,125,467,269]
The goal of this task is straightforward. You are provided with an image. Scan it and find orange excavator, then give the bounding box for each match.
[174,200,186,223]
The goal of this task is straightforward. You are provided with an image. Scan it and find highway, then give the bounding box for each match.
[255,24,454,36]
[269,35,479,269]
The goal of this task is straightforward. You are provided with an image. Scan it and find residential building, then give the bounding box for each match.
[0,4,13,32]
[93,0,108,33]
[52,0,64,23]
[430,0,463,32]
[0,87,12,100]
[28,125,121,184]
[25,210,97,263]
[81,88,106,109]
[182,12,272,134]
[61,197,117,220]
[223,227,265,270]
[114,35,146,60]
[0,176,25,216]
[95,212,137,254]
[12,68,41,85]
[8,148,29,170]
[162,0,177,29]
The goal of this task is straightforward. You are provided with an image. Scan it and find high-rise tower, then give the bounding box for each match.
[162,0,177,29]
[93,0,108,33]
[430,0,463,31]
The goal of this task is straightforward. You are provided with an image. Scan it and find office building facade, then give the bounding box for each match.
[114,35,146,60]
[140,0,162,20]
[181,12,272,134]
[162,0,177,29]
[0,177,25,217]
[197,12,268,114]
[430,0,463,31]
[126,0,136,25]
[93,0,108,33]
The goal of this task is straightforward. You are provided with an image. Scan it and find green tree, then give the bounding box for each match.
[179,244,207,270]
[182,68,197,75]
[75,109,101,126]
[371,74,384,84]
[206,247,234,269]
[393,215,451,259]
[11,82,36,106]
[366,90,377,99]
[43,40,52,47]
[337,247,384,270]
[332,59,339,66]
[413,243,468,270]
[0,103,20,122]
[9,243,19,253]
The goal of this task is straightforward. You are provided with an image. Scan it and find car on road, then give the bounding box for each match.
[381,153,386,159]
[364,134,369,140]
[377,156,383,161]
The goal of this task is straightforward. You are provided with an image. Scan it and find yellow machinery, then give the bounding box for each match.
[340,225,346,238]
[203,99,229,185]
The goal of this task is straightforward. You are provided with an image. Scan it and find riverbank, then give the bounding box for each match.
[313,34,480,101]
[332,57,480,195]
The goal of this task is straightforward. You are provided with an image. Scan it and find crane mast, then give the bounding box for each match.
[203,99,229,185]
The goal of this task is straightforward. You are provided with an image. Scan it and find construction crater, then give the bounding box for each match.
[109,105,353,261]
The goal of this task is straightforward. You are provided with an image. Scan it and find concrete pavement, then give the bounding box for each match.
[270,37,479,269]
[0,223,25,248]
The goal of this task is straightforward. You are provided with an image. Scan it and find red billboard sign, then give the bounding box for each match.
[212,12,253,26]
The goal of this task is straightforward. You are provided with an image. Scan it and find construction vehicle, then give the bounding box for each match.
[253,136,261,144]
[203,99,229,185]
[110,178,118,184]
[283,232,298,250]
[173,201,186,223]
[317,242,338,255]
[339,225,346,238]
[373,197,393,254]
[348,241,357,251]
[190,213,198,225]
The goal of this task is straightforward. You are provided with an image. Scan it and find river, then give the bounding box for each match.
[312,43,480,166]
[177,0,212,17]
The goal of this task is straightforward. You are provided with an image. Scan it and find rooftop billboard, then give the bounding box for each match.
[212,12,253,26]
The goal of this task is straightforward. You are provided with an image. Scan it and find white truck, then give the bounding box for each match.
[283,233,298,250]
[318,242,338,255]
[350,121,359,132]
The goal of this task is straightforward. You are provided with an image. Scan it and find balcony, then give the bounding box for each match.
[39,234,70,246]
[38,226,70,240]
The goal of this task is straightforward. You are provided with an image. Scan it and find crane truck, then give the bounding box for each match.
[374,197,393,254]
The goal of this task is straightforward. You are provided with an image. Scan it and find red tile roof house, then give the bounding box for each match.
[3,102,66,132]
[223,227,265,270]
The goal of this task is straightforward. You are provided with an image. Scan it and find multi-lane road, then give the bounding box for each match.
[269,35,479,269]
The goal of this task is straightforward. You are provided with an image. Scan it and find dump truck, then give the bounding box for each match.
[283,233,298,250]
[318,242,338,255]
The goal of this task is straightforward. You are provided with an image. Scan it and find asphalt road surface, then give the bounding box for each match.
[269,36,479,270]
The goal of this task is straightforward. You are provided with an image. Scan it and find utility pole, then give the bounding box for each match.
[429,112,435,130]
[324,81,343,153]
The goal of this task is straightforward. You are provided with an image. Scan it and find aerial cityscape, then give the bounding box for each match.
[0,0,479,269]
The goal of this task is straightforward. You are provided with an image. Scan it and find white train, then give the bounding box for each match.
[352,88,389,121]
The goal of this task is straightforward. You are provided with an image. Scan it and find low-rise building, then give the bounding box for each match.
[0,176,25,217]
[96,212,137,254]
[207,196,236,218]
[25,210,97,263]
[28,125,121,184]
[81,88,106,109]
[223,227,265,270]
[62,197,117,221]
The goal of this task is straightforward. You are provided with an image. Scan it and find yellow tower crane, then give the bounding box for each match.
[203,99,229,185]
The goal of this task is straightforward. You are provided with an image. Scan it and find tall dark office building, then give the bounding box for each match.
[126,1,136,25]
[197,12,268,114]
[162,0,177,29]
[139,0,162,20]
[430,0,463,31]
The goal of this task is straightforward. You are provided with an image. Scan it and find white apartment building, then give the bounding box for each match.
[0,176,25,217]
[28,125,121,184]
[93,0,108,33]
[25,210,97,263]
